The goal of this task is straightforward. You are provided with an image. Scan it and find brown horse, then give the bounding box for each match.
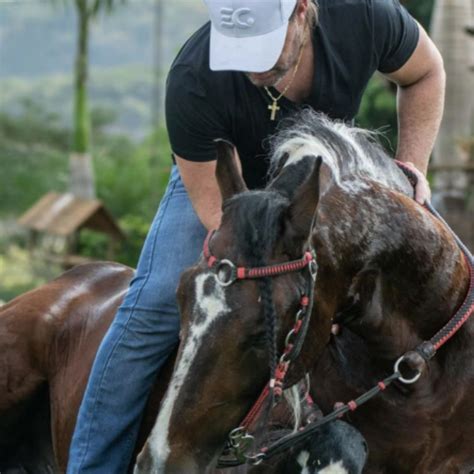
[0,259,369,474]
[135,111,473,473]
[2,111,472,473]
[0,118,368,472]
[0,260,366,474]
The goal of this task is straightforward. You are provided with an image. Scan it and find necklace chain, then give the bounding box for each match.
[264,37,306,121]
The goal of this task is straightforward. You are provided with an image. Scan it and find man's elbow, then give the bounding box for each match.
[427,48,446,86]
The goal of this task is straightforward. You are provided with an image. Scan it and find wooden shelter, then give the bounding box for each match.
[18,192,124,268]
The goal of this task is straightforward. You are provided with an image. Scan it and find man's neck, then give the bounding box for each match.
[275,33,314,103]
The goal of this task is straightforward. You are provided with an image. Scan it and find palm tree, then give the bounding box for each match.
[55,0,125,199]
[430,0,473,210]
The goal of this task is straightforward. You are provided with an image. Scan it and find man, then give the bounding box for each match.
[67,0,445,471]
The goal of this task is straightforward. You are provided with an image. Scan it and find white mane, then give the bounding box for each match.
[269,110,412,197]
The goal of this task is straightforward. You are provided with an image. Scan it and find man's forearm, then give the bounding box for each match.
[395,66,446,175]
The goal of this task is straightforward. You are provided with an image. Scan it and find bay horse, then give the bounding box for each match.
[0,121,366,471]
[0,260,366,474]
[2,110,472,473]
[135,111,473,473]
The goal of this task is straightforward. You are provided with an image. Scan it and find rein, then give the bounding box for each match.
[205,163,474,468]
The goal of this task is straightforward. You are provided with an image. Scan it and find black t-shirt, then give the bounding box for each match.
[165,0,419,189]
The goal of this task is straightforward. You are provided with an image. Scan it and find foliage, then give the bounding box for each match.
[0,102,70,216]
[402,0,435,31]
[0,244,62,302]
[356,75,398,155]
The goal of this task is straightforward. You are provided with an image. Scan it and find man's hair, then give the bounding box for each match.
[306,1,319,29]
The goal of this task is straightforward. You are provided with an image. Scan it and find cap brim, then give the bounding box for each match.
[209,21,289,73]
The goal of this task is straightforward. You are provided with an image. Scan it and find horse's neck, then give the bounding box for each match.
[378,208,470,342]
[317,189,471,360]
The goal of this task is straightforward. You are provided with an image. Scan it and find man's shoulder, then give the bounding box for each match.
[318,0,405,19]
[317,0,381,21]
[319,0,374,10]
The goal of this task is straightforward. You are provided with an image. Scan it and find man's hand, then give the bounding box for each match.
[402,161,431,204]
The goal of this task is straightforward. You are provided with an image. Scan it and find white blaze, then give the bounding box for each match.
[146,272,230,468]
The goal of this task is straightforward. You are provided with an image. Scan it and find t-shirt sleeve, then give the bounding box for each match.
[373,0,420,74]
[165,64,231,162]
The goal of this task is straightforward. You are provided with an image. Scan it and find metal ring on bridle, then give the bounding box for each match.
[394,356,422,384]
[216,259,237,286]
[295,308,304,322]
[285,328,296,346]
[247,452,265,466]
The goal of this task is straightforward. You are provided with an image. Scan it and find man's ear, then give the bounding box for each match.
[214,139,247,201]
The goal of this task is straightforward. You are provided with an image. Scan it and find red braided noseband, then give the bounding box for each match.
[203,230,315,281]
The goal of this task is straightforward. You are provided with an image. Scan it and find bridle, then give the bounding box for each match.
[203,230,318,398]
[203,230,319,465]
[199,164,474,468]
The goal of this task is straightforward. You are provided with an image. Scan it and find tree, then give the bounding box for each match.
[430,0,473,210]
[53,0,125,199]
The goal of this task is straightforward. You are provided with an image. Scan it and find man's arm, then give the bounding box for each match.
[174,157,223,231]
[175,149,243,231]
[384,23,446,201]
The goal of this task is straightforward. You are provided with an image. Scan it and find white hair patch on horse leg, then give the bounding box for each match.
[319,460,348,474]
[145,272,229,470]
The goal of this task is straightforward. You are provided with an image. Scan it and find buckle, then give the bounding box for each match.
[394,355,422,384]
[216,259,237,286]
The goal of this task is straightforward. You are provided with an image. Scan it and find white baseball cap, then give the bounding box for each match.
[203,0,298,72]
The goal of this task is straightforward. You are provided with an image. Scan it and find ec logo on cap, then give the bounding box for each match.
[220,7,256,29]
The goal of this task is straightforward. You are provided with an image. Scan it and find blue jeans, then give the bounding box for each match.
[67,166,207,473]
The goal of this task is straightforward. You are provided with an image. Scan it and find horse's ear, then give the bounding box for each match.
[285,156,323,242]
[215,139,247,201]
[269,155,314,200]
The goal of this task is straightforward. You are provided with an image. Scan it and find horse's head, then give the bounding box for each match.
[268,111,470,374]
[135,140,333,473]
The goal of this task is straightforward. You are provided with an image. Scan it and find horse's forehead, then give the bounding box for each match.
[146,271,230,465]
[193,272,229,323]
